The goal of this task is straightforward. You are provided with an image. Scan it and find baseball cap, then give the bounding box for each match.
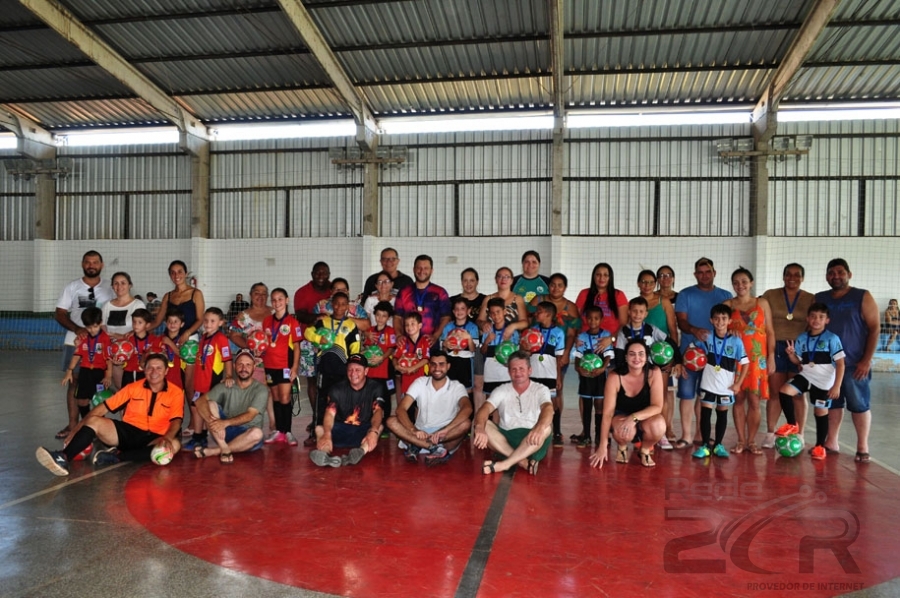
[347,354,368,367]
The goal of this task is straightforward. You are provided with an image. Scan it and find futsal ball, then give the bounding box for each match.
[520,329,544,353]
[179,339,199,364]
[775,433,804,457]
[580,352,604,373]
[110,340,135,364]
[150,445,174,466]
[316,328,335,350]
[246,330,269,356]
[397,355,417,370]
[650,341,675,366]
[363,345,384,362]
[90,388,114,408]
[445,329,469,352]
[683,345,707,372]
[494,341,517,365]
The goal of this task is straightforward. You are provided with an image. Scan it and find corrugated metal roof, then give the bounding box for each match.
[0,66,133,101]
[0,30,87,65]
[11,98,166,128]
[786,64,900,101]
[179,88,348,121]
[363,77,553,114]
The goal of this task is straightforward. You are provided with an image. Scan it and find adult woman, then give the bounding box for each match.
[883,299,900,349]
[151,260,204,345]
[655,265,680,443]
[589,338,666,468]
[228,283,275,433]
[725,267,775,455]
[451,267,486,322]
[575,263,628,336]
[760,263,815,445]
[363,272,396,326]
[315,278,369,331]
[512,250,550,310]
[656,265,678,305]
[477,266,528,338]
[101,272,145,389]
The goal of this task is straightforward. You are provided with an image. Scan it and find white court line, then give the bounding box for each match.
[0,462,130,511]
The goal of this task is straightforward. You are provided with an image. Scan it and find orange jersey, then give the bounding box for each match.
[104,379,184,436]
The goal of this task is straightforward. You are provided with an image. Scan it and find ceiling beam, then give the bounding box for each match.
[548,0,565,123]
[752,0,842,141]
[17,0,209,151]
[0,104,56,160]
[275,0,376,149]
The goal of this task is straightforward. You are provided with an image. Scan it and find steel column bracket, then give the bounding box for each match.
[0,107,57,160]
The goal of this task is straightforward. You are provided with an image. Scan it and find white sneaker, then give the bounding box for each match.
[285,432,299,446]
[264,431,284,444]
[762,432,776,449]
[658,436,674,451]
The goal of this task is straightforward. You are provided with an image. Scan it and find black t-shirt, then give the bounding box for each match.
[362,271,414,299]
[449,293,487,322]
[328,379,385,426]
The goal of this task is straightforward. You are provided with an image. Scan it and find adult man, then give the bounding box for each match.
[473,351,553,476]
[512,250,551,311]
[54,250,115,440]
[294,262,332,444]
[386,351,472,465]
[674,257,732,449]
[36,353,183,476]
[362,247,414,299]
[310,354,384,468]
[815,258,879,462]
[227,293,250,322]
[192,350,268,462]
[145,292,162,320]
[393,254,451,346]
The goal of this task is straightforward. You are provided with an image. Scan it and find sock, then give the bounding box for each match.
[700,407,712,446]
[815,413,828,447]
[580,397,592,437]
[277,401,292,433]
[63,426,97,460]
[715,409,729,446]
[779,392,796,425]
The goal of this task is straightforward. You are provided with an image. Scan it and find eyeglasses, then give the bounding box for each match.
[657,273,673,279]
[496,275,512,281]
[376,279,392,285]
[88,287,95,300]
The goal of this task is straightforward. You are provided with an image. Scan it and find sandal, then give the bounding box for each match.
[482,461,497,475]
[640,451,656,468]
[55,426,71,439]
[616,445,629,464]
[219,452,233,464]
[855,452,871,463]
[673,439,690,450]
[193,445,207,459]
[731,442,745,454]
[748,443,762,455]
[527,459,539,476]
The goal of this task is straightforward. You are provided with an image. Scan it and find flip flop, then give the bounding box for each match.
[673,439,690,450]
[482,461,496,475]
[855,452,871,463]
[55,427,71,439]
[527,459,539,476]
[193,445,207,459]
[748,443,763,455]
[219,452,233,464]
[640,451,656,467]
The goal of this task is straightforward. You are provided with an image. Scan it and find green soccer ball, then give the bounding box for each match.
[363,345,383,361]
[316,328,335,350]
[495,341,517,365]
[775,433,804,457]
[580,352,604,372]
[650,341,675,366]
[91,388,114,408]
[179,339,199,364]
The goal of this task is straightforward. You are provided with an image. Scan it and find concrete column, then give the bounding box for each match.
[34,173,56,240]
[190,142,210,239]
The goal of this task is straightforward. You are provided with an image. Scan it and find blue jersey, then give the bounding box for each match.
[698,333,748,395]
[573,329,614,360]
[793,330,845,390]
[440,320,480,358]
[675,285,732,350]
[482,325,520,384]
[527,325,566,380]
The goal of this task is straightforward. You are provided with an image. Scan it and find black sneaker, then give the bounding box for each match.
[36,447,69,476]
[92,445,120,466]
[553,433,564,448]
[404,444,419,463]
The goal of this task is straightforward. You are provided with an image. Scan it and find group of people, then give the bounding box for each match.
[35,248,879,477]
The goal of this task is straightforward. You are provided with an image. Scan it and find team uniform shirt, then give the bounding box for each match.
[74,331,112,370]
[441,320,481,389]
[328,379,385,429]
[674,286,733,351]
[791,330,845,390]
[103,379,185,436]
[404,376,468,430]
[575,288,629,334]
[122,333,167,372]
[526,325,566,383]
[573,329,615,363]
[512,274,550,311]
[57,278,115,346]
[101,298,145,337]
[482,326,520,385]
[395,334,431,394]
[365,325,397,381]
[613,322,681,367]
[205,380,269,430]
[394,283,451,337]
[261,313,302,370]
[304,315,362,382]
[698,334,749,396]
[487,381,552,430]
[193,331,232,394]
[162,333,187,388]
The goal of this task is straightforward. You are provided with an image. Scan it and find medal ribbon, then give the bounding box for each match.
[413,285,429,312]
[199,331,218,371]
[270,312,286,344]
[87,334,97,363]
[805,334,821,364]
[135,334,149,361]
[711,335,725,369]
[782,288,800,318]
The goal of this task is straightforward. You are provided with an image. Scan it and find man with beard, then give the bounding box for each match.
[362,247,414,298]
[815,259,880,463]
[393,254,451,347]
[294,262,332,445]
[54,250,115,440]
[191,350,269,462]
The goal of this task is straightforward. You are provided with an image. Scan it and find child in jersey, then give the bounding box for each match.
[693,304,749,459]
[441,297,480,395]
[183,307,233,451]
[481,297,520,396]
[120,309,175,386]
[365,301,397,418]
[780,303,845,460]
[394,312,430,395]
[262,288,302,446]
[572,306,614,448]
[526,301,567,446]
[62,307,113,421]
[162,308,195,436]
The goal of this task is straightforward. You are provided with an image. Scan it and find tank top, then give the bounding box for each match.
[815,287,868,367]
[616,369,652,414]
[645,298,669,335]
[169,289,198,333]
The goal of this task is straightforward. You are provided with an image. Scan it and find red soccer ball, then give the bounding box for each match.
[110,340,135,364]
[520,329,544,353]
[445,329,469,352]
[397,355,417,370]
[246,330,269,357]
[683,345,708,372]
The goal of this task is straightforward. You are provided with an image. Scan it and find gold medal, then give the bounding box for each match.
[271,342,276,348]
[715,365,721,372]
[786,314,794,320]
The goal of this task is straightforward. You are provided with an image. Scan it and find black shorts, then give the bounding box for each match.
[265,367,292,387]
[483,380,504,395]
[332,422,369,448]
[75,367,106,400]
[112,419,161,452]
[700,392,735,407]
[447,355,474,390]
[788,375,843,409]
[578,372,606,399]
[122,370,145,386]
[531,377,557,396]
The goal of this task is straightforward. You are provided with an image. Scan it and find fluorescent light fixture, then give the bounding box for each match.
[62,128,180,147]
[0,134,16,150]
[213,121,356,141]
[379,114,555,135]
[569,110,750,128]
[778,104,900,122]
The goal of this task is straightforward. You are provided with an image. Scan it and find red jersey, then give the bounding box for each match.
[162,333,186,388]
[261,313,302,369]
[75,331,111,370]
[193,330,232,394]
[293,281,331,334]
[123,333,167,372]
[365,325,397,380]
[395,333,430,394]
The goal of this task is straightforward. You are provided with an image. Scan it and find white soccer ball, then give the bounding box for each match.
[150,445,174,466]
